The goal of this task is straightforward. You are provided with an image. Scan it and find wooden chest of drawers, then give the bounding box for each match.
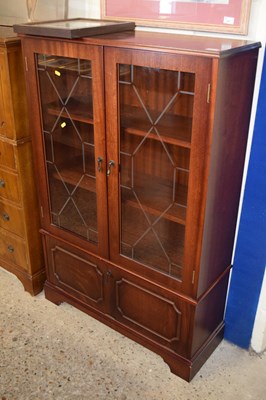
[0,27,44,295]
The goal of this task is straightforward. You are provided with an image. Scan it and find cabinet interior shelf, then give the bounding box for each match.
[47,102,192,150]
[121,105,192,148]
[51,157,187,226]
[47,99,93,125]
[121,200,185,274]
[38,57,92,75]
[123,198,186,225]
[51,159,96,193]
[122,173,187,225]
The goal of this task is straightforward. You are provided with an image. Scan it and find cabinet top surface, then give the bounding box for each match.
[81,30,260,58]
[19,28,261,58]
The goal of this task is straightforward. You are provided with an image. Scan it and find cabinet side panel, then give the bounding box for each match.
[7,45,29,139]
[191,271,229,356]
[197,49,259,296]
[0,48,15,138]
[16,141,44,274]
[0,43,29,139]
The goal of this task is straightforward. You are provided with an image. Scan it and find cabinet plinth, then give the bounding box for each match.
[20,30,260,380]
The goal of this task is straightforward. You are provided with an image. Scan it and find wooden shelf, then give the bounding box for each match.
[120,105,192,148]
[124,198,186,225]
[48,129,94,151]
[47,98,93,125]
[38,56,92,75]
[51,157,96,193]
[121,201,185,277]
[49,174,98,242]
[121,174,187,225]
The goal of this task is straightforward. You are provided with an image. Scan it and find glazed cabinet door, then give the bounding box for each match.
[105,48,212,295]
[22,38,108,258]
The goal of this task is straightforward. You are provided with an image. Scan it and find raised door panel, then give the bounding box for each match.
[105,47,212,296]
[43,235,108,313]
[110,267,193,358]
[21,37,108,258]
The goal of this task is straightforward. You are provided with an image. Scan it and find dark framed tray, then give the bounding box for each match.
[13,18,135,39]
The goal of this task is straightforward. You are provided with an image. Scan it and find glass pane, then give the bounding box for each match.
[37,54,98,243]
[119,64,195,280]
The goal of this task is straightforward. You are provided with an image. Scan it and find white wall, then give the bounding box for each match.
[0,0,66,23]
[251,268,266,353]
[68,1,100,19]
[0,0,101,23]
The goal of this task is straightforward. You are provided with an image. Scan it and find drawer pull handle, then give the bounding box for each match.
[0,179,5,188]
[2,213,10,221]
[7,245,14,253]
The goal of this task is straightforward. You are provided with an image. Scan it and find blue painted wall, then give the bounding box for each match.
[225,53,266,348]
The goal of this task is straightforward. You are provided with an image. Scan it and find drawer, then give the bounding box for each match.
[0,199,25,237]
[0,140,16,170]
[0,168,20,203]
[0,228,28,270]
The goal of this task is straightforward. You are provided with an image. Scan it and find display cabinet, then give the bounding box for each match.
[19,30,260,380]
[0,27,44,295]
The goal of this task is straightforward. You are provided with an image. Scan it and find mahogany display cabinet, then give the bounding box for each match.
[18,28,260,380]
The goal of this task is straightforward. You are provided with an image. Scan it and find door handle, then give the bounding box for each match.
[107,160,115,176]
[97,156,103,172]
